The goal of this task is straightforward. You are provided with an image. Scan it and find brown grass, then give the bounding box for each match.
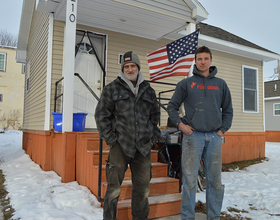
[0,170,17,220]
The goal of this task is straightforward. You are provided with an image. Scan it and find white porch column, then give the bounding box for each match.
[186,23,196,35]
[186,23,196,78]
[44,13,53,131]
[62,0,77,132]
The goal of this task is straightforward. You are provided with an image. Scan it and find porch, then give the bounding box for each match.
[22,130,182,219]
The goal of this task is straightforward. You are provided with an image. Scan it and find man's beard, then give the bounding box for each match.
[124,69,138,81]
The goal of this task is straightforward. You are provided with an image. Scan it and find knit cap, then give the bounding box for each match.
[121,51,141,71]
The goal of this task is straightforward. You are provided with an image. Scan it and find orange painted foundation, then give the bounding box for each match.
[265,131,280,142]
[222,132,265,164]
[22,130,266,183]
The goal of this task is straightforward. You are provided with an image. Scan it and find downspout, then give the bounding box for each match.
[44,13,54,131]
[263,61,266,132]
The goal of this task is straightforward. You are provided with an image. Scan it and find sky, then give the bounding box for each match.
[0,0,279,82]
[1,130,280,219]
[198,0,280,81]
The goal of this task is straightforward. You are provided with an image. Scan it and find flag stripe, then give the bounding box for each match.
[150,56,194,75]
[147,29,200,81]
[150,64,193,80]
[147,54,168,63]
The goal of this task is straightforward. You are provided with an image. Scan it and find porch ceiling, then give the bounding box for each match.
[37,0,208,41]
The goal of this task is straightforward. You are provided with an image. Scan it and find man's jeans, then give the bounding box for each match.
[103,142,151,220]
[181,131,224,220]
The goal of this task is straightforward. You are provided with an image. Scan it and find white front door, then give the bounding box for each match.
[74,43,102,129]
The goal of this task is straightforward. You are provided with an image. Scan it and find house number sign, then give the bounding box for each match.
[69,0,77,23]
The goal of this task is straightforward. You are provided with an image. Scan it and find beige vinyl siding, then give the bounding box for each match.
[50,20,65,129]
[23,10,49,130]
[211,50,264,132]
[51,22,264,132]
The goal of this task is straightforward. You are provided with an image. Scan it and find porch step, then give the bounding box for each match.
[101,177,179,200]
[91,149,159,165]
[80,134,182,220]
[93,162,168,182]
[117,193,182,220]
[86,138,110,151]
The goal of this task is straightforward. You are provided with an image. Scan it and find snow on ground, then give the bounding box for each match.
[197,141,280,219]
[1,130,280,219]
[0,130,103,220]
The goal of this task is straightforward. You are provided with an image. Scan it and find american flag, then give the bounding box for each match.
[147,29,200,81]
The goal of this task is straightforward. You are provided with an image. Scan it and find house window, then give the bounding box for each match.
[0,53,6,71]
[274,103,280,116]
[0,94,3,102]
[22,63,26,74]
[26,61,30,92]
[242,65,259,113]
[118,54,123,65]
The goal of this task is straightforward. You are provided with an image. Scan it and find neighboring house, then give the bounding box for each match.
[0,46,25,130]
[16,0,280,219]
[264,80,280,142]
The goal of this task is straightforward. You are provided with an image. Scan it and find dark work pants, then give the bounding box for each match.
[103,142,152,220]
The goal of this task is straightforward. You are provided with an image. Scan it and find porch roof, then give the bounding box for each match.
[16,0,208,62]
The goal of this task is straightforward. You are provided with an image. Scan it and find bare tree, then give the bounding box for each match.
[0,29,18,47]
[268,73,279,81]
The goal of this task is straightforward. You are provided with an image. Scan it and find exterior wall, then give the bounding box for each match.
[51,23,264,133]
[23,10,49,130]
[265,131,280,142]
[264,80,280,136]
[0,46,25,130]
[50,20,65,129]
[265,99,280,131]
[211,50,264,133]
[22,130,76,183]
[223,132,265,164]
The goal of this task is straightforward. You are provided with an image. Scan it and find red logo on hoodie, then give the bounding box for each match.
[191,82,196,89]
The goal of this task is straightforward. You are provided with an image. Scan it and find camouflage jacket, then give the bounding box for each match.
[95,72,161,158]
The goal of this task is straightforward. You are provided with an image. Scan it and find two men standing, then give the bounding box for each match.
[95,46,233,220]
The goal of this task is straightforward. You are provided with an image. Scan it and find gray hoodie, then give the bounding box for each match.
[167,65,233,134]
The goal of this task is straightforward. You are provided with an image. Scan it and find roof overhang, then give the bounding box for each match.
[17,0,208,62]
[16,0,35,63]
[198,34,280,62]
[264,96,280,101]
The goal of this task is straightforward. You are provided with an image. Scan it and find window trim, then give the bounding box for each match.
[273,103,280,116]
[0,52,7,72]
[118,54,123,65]
[26,61,30,92]
[22,63,26,74]
[242,65,259,113]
